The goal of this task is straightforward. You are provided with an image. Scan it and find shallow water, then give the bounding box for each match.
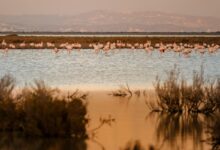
[86,92,211,150]
[0,49,220,90]
[0,49,219,150]
[0,92,212,150]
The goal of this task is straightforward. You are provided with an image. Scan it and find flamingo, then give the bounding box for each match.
[1,40,7,47]
[139,44,144,49]
[110,43,116,50]
[9,44,16,49]
[35,42,44,48]
[182,48,192,56]
[4,48,9,53]
[66,44,73,51]
[47,42,55,48]
[53,47,59,54]
[20,42,26,48]
[30,43,35,47]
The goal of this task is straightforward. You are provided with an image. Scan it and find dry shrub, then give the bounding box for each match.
[0,76,88,139]
[153,66,220,114]
[154,67,183,113]
[0,75,18,131]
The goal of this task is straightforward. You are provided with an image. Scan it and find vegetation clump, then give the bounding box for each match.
[154,67,183,113]
[149,66,220,114]
[0,75,88,139]
[111,84,132,97]
[0,75,17,131]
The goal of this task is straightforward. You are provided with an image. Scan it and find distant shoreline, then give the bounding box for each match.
[0,34,220,49]
[1,31,220,36]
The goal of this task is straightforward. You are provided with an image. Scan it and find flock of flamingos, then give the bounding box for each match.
[1,39,220,56]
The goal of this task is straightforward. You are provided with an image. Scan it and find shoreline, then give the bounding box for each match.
[1,31,220,36]
[13,85,155,95]
[1,35,220,49]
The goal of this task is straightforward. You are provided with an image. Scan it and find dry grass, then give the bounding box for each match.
[0,74,15,101]
[0,75,18,131]
[205,79,220,113]
[181,68,205,113]
[152,66,220,114]
[154,67,183,113]
[110,84,132,97]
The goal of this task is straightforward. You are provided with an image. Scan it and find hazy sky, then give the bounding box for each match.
[0,0,219,18]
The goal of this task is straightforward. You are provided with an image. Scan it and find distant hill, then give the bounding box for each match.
[0,10,219,32]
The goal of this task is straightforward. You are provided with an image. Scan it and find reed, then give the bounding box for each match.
[152,66,220,114]
[180,68,205,113]
[205,79,220,113]
[154,67,183,113]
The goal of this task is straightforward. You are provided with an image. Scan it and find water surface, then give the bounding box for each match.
[0,49,220,90]
[0,49,219,150]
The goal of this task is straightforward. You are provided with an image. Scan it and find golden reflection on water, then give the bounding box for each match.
[87,90,211,150]
[0,89,214,150]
